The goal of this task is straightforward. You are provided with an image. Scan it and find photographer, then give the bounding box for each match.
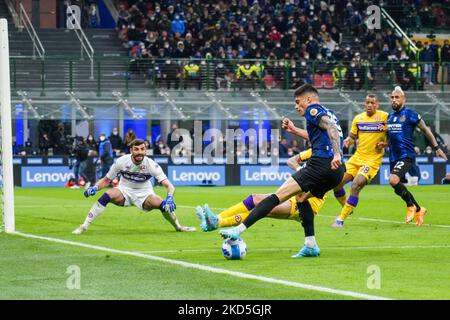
[71,136,89,186]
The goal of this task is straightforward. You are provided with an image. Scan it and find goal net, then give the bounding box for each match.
[1,18,15,233]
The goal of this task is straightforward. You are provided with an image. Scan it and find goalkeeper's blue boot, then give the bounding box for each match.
[195,206,209,232]
[204,204,219,231]
[331,218,344,228]
[219,227,241,240]
[291,245,321,258]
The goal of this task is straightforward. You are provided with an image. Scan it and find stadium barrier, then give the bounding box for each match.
[10,56,449,95]
[12,156,449,187]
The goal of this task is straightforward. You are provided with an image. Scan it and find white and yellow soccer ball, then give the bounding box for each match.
[221,238,247,260]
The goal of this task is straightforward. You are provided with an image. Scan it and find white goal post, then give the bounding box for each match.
[0,18,15,233]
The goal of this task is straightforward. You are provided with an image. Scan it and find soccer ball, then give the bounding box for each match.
[221,238,247,260]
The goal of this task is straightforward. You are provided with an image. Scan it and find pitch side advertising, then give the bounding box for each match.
[167,165,226,186]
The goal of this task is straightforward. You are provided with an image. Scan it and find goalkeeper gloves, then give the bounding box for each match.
[162,194,176,213]
[84,186,98,198]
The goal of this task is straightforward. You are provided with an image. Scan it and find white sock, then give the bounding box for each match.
[304,236,317,248]
[235,223,247,234]
[82,201,106,228]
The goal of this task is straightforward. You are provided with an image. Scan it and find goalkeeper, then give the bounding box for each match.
[196,149,326,231]
[72,138,196,234]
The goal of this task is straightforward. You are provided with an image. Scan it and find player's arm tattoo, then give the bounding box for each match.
[318,115,341,156]
[417,119,440,149]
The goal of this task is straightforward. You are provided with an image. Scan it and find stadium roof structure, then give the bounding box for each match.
[9,89,450,123]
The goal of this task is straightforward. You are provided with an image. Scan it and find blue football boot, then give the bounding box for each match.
[204,204,219,231]
[218,227,241,240]
[195,206,209,232]
[291,245,321,258]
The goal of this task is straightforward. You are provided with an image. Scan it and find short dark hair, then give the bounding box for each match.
[129,138,146,148]
[366,93,379,101]
[294,84,319,98]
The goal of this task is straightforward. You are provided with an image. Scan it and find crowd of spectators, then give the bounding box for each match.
[112,0,450,91]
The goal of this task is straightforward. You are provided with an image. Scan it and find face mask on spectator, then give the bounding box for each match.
[100,136,106,142]
[276,43,281,48]
[351,63,355,67]
[301,61,306,66]
[113,130,118,135]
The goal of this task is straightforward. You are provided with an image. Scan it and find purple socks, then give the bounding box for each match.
[334,188,346,198]
[242,195,255,211]
[98,193,111,207]
[346,195,359,207]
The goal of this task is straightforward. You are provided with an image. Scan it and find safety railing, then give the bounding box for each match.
[69,13,95,80]
[17,2,45,60]
[381,8,418,58]
[9,56,450,97]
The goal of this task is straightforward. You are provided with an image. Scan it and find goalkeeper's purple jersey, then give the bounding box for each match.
[106,154,167,189]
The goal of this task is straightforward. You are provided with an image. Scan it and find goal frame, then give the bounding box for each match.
[1,18,15,233]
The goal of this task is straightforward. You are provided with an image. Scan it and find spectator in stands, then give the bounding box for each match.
[87,2,100,28]
[86,134,97,151]
[384,29,397,53]
[420,41,436,85]
[441,40,450,84]
[154,139,169,155]
[158,14,172,34]
[441,173,450,185]
[167,124,179,152]
[172,41,190,59]
[109,128,124,157]
[117,3,131,29]
[346,58,364,90]
[123,128,137,151]
[291,139,301,155]
[395,62,414,91]
[98,133,113,178]
[279,138,289,157]
[408,62,424,90]
[158,59,180,89]
[39,132,51,156]
[298,59,312,85]
[215,60,232,90]
[332,62,347,88]
[288,59,302,89]
[73,137,89,186]
[306,34,319,59]
[127,24,141,50]
[183,60,202,90]
[145,12,158,33]
[52,122,67,155]
[236,61,257,89]
[171,14,186,36]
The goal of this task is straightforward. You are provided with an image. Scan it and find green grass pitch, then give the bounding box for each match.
[1,185,450,300]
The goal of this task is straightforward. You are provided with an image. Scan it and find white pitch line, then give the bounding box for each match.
[15,204,450,229]
[11,231,391,301]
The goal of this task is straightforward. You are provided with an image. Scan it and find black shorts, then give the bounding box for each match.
[390,158,413,182]
[292,157,346,199]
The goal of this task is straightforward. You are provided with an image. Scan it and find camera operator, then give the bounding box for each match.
[71,136,89,186]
